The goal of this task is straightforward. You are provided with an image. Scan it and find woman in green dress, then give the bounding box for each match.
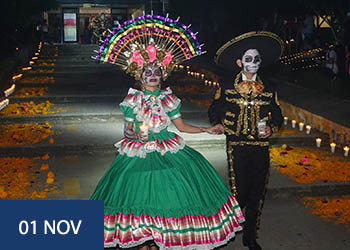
[90,15,244,250]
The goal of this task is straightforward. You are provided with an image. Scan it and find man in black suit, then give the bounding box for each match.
[208,31,284,250]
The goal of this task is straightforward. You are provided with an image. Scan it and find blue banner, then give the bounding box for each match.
[0,200,104,250]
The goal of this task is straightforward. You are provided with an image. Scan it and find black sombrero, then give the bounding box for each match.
[214,31,284,71]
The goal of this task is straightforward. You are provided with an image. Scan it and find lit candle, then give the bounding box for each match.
[204,80,208,85]
[186,65,190,70]
[0,99,9,111]
[187,71,191,75]
[201,74,205,79]
[4,84,15,97]
[299,122,304,131]
[316,138,322,148]
[291,120,296,128]
[306,125,311,134]
[330,142,336,153]
[139,122,149,141]
[344,146,349,157]
[283,116,288,125]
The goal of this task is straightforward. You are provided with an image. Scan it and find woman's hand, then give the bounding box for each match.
[206,124,225,134]
[124,122,137,139]
[137,131,148,144]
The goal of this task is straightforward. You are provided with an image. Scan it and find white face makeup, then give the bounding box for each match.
[141,65,162,86]
[241,49,262,73]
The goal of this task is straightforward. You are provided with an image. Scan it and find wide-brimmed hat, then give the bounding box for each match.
[214,31,284,71]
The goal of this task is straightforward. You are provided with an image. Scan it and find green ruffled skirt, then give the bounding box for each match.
[90,145,244,249]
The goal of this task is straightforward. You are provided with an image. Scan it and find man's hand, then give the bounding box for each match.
[258,125,272,138]
[207,124,225,134]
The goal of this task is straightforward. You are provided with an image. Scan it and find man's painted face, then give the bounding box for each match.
[141,65,162,86]
[241,49,262,73]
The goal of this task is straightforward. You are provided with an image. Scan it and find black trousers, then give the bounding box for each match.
[227,144,270,242]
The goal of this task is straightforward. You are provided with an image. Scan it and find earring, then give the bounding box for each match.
[141,84,145,91]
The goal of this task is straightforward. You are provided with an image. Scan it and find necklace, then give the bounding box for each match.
[150,95,157,103]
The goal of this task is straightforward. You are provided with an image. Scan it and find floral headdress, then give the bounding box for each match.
[93,14,203,80]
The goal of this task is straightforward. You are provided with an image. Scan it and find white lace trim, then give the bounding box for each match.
[104,226,243,249]
[114,135,186,158]
[124,117,134,122]
[119,88,181,133]
[170,113,181,120]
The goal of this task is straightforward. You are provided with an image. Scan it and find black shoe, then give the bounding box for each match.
[243,239,262,250]
[246,242,262,250]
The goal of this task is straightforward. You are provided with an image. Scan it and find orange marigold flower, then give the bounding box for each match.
[47,172,55,178]
[41,154,50,160]
[40,164,49,171]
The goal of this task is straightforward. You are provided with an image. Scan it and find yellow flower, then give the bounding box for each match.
[0,191,8,199]
[0,123,55,147]
[271,146,350,184]
[0,101,67,116]
[304,196,350,228]
[0,157,59,199]
[46,177,54,184]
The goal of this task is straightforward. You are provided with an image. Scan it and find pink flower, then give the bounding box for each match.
[162,51,173,66]
[131,51,144,66]
[146,45,157,63]
[301,157,308,162]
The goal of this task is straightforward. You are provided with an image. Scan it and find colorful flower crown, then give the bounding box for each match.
[93,14,203,80]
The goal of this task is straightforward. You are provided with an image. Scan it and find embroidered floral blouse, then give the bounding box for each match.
[114,87,185,158]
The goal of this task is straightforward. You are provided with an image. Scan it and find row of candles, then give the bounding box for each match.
[174,64,220,88]
[1,42,43,112]
[284,116,349,157]
[279,47,323,64]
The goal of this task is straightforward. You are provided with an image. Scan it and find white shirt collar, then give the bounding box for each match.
[242,72,257,81]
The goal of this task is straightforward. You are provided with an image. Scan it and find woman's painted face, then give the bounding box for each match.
[141,66,162,86]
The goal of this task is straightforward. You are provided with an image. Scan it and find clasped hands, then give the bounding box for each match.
[201,124,272,138]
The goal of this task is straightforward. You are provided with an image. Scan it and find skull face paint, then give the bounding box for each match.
[141,65,162,87]
[241,49,262,73]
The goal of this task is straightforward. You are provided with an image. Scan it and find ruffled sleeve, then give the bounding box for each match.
[119,88,141,123]
[160,87,182,120]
